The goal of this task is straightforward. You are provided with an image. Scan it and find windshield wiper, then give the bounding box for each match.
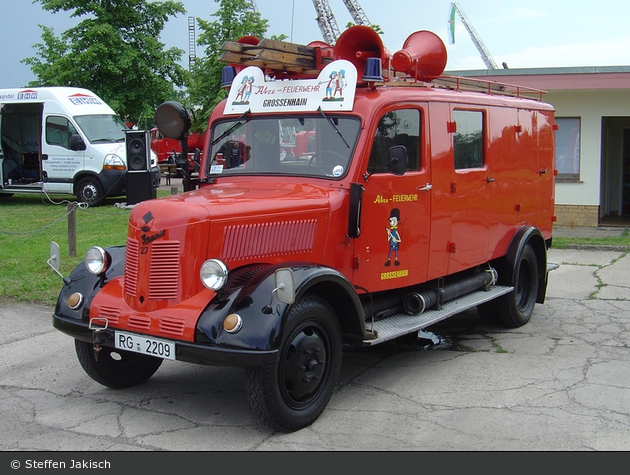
[211,109,251,146]
[318,107,350,149]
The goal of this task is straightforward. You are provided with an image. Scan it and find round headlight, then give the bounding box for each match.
[200,259,229,291]
[85,246,109,275]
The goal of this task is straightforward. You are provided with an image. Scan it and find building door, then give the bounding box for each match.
[600,118,630,223]
[623,128,630,216]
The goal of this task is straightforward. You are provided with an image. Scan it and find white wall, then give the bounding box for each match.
[547,89,630,206]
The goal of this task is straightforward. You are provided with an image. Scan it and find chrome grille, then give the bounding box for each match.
[98,306,120,325]
[159,316,186,336]
[128,315,151,330]
[222,220,317,260]
[124,238,139,297]
[149,241,180,300]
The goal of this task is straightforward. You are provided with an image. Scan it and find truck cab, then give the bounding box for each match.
[51,27,556,432]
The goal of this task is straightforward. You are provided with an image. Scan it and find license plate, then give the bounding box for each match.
[114,331,176,361]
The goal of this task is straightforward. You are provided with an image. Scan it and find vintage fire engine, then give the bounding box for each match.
[51,27,557,432]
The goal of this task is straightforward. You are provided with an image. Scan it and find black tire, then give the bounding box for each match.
[246,295,342,432]
[494,245,539,328]
[75,339,163,389]
[76,176,105,207]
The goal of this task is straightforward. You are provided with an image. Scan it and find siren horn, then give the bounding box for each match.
[391,30,447,81]
[333,26,391,80]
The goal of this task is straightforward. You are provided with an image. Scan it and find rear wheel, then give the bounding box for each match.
[75,339,163,389]
[246,295,342,432]
[494,245,539,328]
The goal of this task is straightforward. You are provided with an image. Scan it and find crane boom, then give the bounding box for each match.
[450,2,498,69]
[312,0,342,45]
[342,0,370,25]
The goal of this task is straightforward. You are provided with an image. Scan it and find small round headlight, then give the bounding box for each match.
[85,246,109,275]
[200,259,229,291]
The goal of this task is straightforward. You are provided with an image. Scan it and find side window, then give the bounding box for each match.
[46,116,77,149]
[453,110,484,169]
[368,109,420,173]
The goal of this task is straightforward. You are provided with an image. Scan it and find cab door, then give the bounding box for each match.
[352,107,431,292]
[42,115,84,193]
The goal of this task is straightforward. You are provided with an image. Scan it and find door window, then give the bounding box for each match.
[368,109,420,173]
[46,116,78,149]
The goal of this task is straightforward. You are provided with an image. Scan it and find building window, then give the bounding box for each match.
[555,117,580,182]
[453,109,484,169]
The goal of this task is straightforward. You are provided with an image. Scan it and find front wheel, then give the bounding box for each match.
[246,295,342,432]
[75,339,163,389]
[494,245,539,328]
[76,176,105,207]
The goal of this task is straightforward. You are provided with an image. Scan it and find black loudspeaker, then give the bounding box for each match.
[125,130,151,172]
[126,170,156,205]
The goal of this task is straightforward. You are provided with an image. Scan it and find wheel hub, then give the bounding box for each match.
[281,328,327,403]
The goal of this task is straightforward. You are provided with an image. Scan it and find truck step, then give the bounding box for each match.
[362,285,514,346]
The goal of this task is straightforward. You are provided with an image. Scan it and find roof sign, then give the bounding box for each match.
[224,59,357,115]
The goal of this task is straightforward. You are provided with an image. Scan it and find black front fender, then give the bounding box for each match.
[54,245,126,322]
[196,263,365,353]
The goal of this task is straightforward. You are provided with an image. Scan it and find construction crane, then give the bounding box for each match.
[188,16,196,70]
[449,2,499,69]
[312,0,371,45]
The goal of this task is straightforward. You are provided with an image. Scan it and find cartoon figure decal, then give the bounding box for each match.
[323,70,347,102]
[232,76,254,106]
[385,208,401,266]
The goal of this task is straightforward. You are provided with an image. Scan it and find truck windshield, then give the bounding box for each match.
[74,114,128,143]
[206,115,360,179]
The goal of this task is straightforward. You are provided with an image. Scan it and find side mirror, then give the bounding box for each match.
[388,145,407,176]
[70,134,86,151]
[274,268,295,305]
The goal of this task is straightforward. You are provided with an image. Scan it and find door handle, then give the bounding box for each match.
[486,177,495,183]
[418,183,432,191]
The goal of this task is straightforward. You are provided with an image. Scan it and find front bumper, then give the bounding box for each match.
[53,313,279,368]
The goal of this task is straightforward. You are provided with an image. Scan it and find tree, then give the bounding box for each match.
[187,0,270,131]
[23,0,188,124]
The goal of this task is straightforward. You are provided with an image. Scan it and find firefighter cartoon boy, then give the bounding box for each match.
[385,208,401,266]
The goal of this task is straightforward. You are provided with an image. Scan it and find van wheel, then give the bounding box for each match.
[246,295,342,432]
[494,245,539,328]
[75,339,163,389]
[76,177,105,207]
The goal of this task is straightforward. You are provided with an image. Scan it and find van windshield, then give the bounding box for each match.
[74,114,128,143]
[206,115,360,179]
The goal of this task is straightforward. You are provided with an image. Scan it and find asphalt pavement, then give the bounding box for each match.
[1,243,629,451]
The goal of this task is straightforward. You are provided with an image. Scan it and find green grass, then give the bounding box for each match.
[0,190,171,306]
[551,227,630,249]
[2,190,630,306]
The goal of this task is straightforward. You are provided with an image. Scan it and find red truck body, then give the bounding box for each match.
[52,27,556,432]
[150,127,206,163]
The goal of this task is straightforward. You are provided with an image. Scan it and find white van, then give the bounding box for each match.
[0,87,160,206]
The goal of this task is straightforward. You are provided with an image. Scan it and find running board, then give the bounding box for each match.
[362,285,514,346]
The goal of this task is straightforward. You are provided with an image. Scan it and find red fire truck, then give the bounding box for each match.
[51,27,557,432]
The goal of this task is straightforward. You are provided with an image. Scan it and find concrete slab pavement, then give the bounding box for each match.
[1,246,629,451]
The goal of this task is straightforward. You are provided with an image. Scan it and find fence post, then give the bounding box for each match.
[67,203,76,257]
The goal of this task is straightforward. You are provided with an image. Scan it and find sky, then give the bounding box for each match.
[2,0,630,88]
